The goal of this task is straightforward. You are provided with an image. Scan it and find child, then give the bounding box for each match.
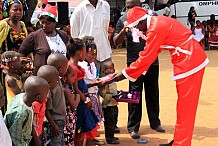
[1,51,22,106]
[35,65,59,145]
[78,36,105,145]
[62,66,80,146]
[67,38,99,146]
[192,20,205,47]
[46,53,68,146]
[4,76,50,146]
[0,84,12,146]
[99,61,119,144]
[78,36,104,125]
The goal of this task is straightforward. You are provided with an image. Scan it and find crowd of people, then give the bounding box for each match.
[0,0,123,146]
[187,6,218,50]
[0,0,211,146]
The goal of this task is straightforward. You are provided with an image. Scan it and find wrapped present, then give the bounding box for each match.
[99,74,113,83]
[115,90,140,104]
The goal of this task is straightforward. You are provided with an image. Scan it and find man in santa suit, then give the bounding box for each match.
[113,6,209,146]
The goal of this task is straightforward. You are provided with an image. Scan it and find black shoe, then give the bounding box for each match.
[106,137,120,144]
[114,137,119,140]
[152,125,165,133]
[159,140,174,146]
[93,139,105,145]
[130,131,140,139]
[114,126,120,133]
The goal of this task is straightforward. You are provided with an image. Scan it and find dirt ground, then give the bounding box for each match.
[97,49,218,146]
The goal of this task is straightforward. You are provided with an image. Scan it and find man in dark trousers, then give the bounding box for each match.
[113,0,165,139]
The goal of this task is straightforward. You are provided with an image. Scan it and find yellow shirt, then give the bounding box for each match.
[5,75,22,106]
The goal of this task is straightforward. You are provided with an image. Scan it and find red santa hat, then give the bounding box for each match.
[41,4,57,22]
[127,6,150,27]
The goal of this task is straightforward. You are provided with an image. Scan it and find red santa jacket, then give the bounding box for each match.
[123,16,208,81]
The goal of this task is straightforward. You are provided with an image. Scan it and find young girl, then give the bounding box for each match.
[1,51,22,106]
[78,36,105,145]
[67,38,99,146]
[62,66,80,146]
[192,20,205,48]
[78,36,104,126]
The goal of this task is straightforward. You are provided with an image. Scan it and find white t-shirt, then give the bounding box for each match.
[79,61,98,93]
[163,7,171,16]
[46,34,67,57]
[0,111,12,146]
[70,0,111,62]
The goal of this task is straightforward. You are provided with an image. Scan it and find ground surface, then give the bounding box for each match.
[97,49,218,146]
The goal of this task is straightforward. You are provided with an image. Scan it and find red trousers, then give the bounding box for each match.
[173,68,205,146]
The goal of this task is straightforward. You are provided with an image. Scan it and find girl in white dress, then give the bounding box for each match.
[78,36,104,126]
[192,20,205,47]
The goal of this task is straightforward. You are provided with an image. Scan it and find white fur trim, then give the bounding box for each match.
[142,71,147,75]
[146,15,152,29]
[128,14,149,28]
[172,58,209,80]
[122,69,137,82]
[148,10,153,15]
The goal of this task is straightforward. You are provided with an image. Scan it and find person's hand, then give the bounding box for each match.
[21,57,34,72]
[124,21,129,27]
[123,21,131,32]
[51,123,60,137]
[33,137,42,146]
[86,101,92,110]
[111,72,126,82]
[20,57,31,64]
[93,78,104,87]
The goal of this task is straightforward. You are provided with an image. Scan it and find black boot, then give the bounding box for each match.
[159,140,174,146]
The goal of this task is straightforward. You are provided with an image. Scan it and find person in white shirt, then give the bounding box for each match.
[163,3,171,17]
[0,84,12,146]
[70,0,112,72]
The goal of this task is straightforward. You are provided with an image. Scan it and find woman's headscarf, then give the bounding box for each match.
[3,0,27,17]
[3,0,22,11]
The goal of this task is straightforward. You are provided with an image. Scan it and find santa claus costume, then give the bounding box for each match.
[122,7,209,146]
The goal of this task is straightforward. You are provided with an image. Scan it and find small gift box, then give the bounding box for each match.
[115,90,140,104]
[98,74,113,83]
